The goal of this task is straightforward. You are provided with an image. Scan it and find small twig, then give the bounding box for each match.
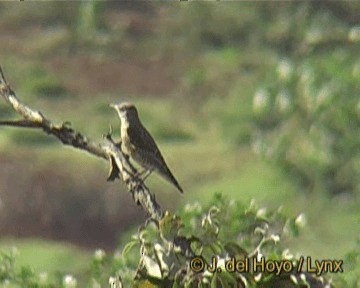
[0,120,42,128]
[0,65,163,220]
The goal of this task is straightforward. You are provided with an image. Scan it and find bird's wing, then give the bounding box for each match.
[127,123,164,162]
[127,123,183,193]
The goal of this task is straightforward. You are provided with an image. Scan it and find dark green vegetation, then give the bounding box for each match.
[0,2,359,287]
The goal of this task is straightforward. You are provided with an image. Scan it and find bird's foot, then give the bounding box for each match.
[103,124,113,140]
[135,169,153,181]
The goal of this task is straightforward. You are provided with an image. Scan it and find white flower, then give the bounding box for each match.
[290,274,298,284]
[63,274,77,288]
[277,59,293,81]
[238,274,249,286]
[143,256,162,279]
[154,243,168,275]
[253,89,269,113]
[270,234,280,244]
[295,213,307,228]
[109,277,116,284]
[201,277,210,284]
[282,249,294,260]
[256,252,264,262]
[300,273,307,283]
[254,273,262,282]
[349,26,360,42]
[38,272,48,284]
[94,249,106,261]
[109,276,123,288]
[256,208,267,218]
[217,257,226,270]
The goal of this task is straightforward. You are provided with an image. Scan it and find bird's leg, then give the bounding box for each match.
[122,153,138,175]
[136,169,154,181]
[142,169,153,181]
[103,124,115,141]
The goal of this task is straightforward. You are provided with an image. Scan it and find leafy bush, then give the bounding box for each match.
[0,247,63,287]
[91,194,336,287]
[250,15,360,196]
[192,4,360,197]
[1,195,357,287]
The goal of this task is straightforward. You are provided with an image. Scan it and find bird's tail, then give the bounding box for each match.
[161,167,183,194]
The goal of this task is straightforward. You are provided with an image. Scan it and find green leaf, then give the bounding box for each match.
[122,240,140,257]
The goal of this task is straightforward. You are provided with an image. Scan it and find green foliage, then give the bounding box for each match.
[250,15,360,195]
[0,239,92,287]
[84,194,358,287]
[186,4,360,197]
[88,194,335,287]
[0,248,61,287]
[333,240,360,288]
[0,196,356,287]
[155,3,360,198]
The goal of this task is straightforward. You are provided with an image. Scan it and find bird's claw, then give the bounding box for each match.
[102,124,113,140]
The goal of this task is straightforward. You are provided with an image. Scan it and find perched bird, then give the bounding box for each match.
[110,102,183,193]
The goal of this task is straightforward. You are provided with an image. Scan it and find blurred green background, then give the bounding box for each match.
[0,2,359,285]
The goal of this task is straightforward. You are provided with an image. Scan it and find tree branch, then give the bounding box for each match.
[0,119,42,128]
[0,66,163,221]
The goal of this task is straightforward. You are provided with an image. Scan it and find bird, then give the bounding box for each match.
[110,102,183,193]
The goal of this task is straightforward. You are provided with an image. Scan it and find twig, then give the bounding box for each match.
[0,120,42,128]
[0,66,163,221]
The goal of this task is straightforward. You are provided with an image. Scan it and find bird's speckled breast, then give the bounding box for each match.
[120,121,135,156]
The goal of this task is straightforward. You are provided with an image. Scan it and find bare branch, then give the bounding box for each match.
[0,119,42,128]
[104,135,163,220]
[0,66,163,221]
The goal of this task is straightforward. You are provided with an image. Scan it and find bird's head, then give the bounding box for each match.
[110,102,139,121]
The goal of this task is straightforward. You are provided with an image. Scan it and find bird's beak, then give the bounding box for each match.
[109,103,116,109]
